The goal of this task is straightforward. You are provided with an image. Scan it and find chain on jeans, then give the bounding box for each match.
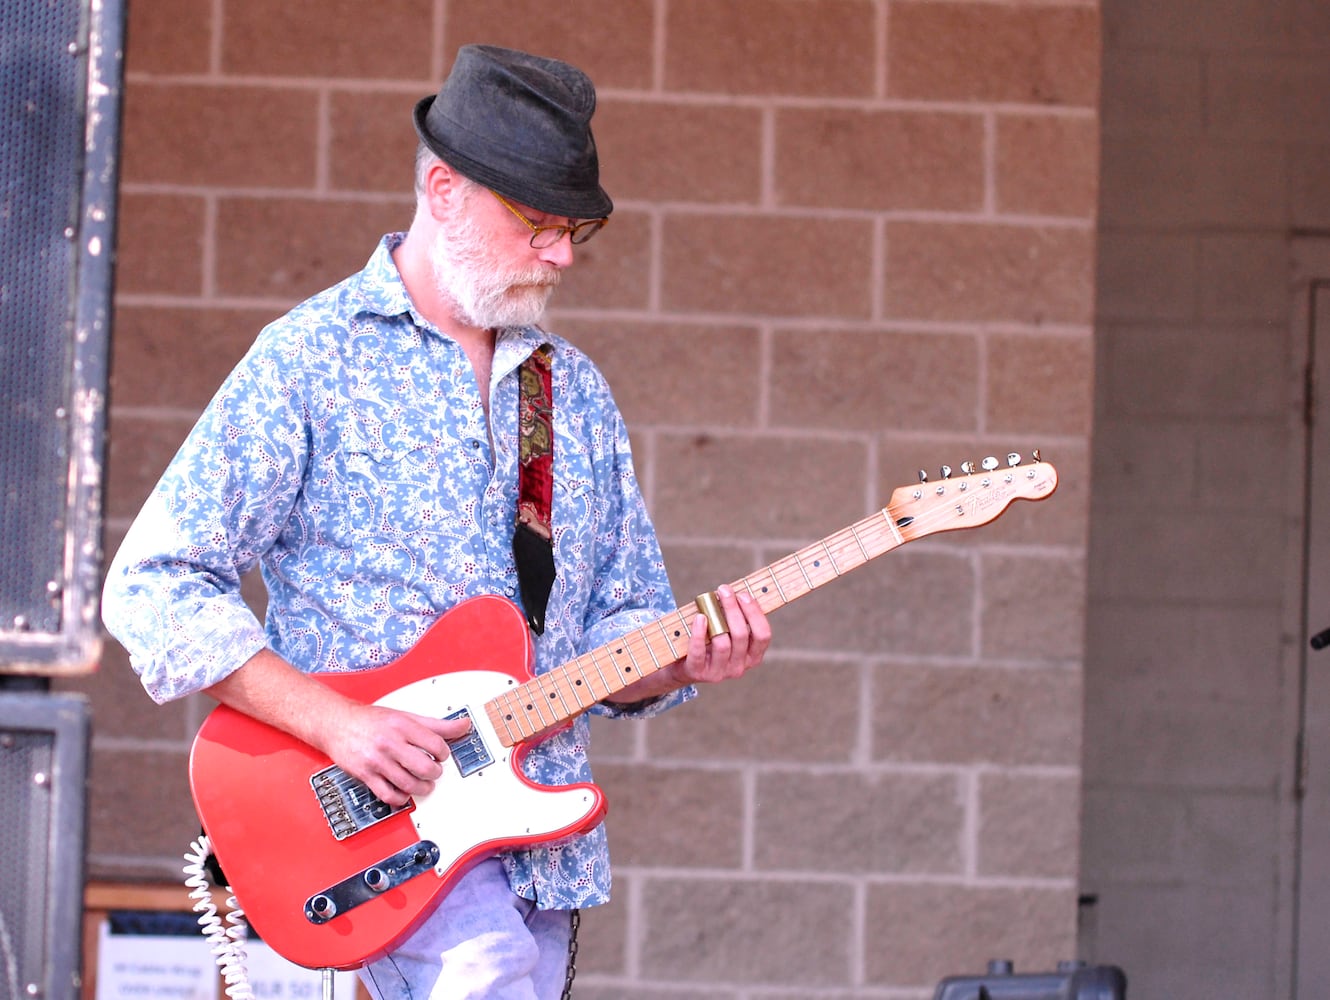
[560,909,580,999]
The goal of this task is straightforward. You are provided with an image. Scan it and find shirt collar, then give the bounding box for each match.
[350,233,415,321]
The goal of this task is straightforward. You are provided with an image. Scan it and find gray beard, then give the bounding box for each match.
[431,211,559,330]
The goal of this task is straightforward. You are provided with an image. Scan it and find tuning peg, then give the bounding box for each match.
[918,469,928,484]
[1032,448,1041,463]
[981,456,999,471]
[1007,452,1021,467]
[960,460,976,475]
[940,465,952,480]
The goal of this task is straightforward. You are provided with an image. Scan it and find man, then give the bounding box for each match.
[102,45,769,1000]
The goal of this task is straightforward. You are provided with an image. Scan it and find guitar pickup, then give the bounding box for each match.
[444,707,492,777]
[305,840,440,925]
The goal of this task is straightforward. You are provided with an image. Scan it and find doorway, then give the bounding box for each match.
[1293,237,1330,997]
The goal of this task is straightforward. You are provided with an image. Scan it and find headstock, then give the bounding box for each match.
[886,451,1058,541]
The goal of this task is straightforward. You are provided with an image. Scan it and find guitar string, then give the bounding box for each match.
[489,466,1047,741]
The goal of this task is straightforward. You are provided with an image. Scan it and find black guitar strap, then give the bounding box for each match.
[514,344,556,634]
[514,345,581,996]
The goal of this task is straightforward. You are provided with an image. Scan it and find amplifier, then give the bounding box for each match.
[0,693,91,1000]
[0,0,126,674]
[934,959,1127,1000]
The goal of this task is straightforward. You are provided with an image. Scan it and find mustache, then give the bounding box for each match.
[509,268,561,289]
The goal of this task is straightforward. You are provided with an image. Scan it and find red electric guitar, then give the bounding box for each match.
[189,454,1058,970]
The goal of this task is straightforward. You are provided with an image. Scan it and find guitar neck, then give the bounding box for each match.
[484,509,902,746]
[484,457,1057,746]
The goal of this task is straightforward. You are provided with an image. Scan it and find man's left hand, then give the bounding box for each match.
[671,584,771,685]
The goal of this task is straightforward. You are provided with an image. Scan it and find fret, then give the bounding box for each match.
[494,689,534,742]
[655,614,686,662]
[879,508,904,548]
[637,631,664,669]
[541,672,575,718]
[617,638,645,686]
[792,549,815,591]
[841,527,874,569]
[566,656,602,705]
[774,557,805,600]
[589,646,622,695]
[496,688,526,740]
[822,533,854,574]
[799,542,839,587]
[739,568,779,612]
[583,646,611,697]
[516,680,554,732]
[819,538,842,576]
[847,522,872,562]
[561,666,592,712]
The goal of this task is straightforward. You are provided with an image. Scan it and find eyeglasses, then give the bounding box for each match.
[490,190,608,249]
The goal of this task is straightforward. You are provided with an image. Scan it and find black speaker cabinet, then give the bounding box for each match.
[0,693,91,1000]
[0,0,126,674]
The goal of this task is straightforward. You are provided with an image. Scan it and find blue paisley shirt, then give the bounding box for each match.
[102,233,693,910]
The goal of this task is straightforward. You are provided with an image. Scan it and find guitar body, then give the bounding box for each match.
[189,594,608,971]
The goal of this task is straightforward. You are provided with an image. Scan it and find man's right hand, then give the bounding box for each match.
[320,700,472,806]
[205,648,471,807]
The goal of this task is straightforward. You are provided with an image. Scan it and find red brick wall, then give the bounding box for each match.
[84,1,1099,994]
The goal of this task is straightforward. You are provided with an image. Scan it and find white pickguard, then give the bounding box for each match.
[375,670,600,876]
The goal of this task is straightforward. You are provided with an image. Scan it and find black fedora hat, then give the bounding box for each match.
[413,45,612,220]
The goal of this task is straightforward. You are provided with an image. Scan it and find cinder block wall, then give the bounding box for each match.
[1081,1,1330,997]
[77,1,1099,995]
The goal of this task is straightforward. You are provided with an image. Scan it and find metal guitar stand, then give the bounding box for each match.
[933,959,1127,1000]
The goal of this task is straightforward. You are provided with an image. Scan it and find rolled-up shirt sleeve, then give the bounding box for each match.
[102,339,308,703]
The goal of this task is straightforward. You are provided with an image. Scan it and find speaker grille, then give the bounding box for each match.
[0,0,123,672]
[0,1,85,637]
[0,725,57,999]
[0,694,90,1000]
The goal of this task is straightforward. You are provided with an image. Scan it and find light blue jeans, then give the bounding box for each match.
[358,859,574,1000]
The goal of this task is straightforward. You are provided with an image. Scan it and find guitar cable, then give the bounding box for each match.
[182,835,578,998]
[184,834,255,1000]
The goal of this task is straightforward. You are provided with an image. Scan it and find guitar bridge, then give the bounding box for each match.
[310,766,408,841]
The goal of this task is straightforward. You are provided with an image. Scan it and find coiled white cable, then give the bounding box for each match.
[184,835,255,1000]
